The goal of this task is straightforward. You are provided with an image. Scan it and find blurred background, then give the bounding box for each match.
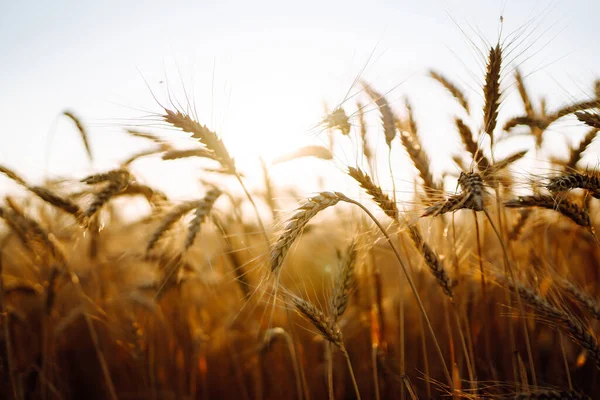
[2,0,599,199]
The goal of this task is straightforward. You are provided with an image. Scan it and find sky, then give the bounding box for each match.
[1,0,600,200]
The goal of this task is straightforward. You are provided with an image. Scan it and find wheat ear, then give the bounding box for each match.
[362,82,397,147]
[566,129,599,170]
[63,110,93,161]
[407,225,453,298]
[270,192,341,274]
[356,102,373,169]
[399,100,438,199]
[163,108,235,171]
[561,280,600,321]
[482,43,502,145]
[147,200,203,252]
[184,188,222,249]
[163,108,269,244]
[429,70,470,114]
[502,278,600,369]
[330,240,358,322]
[82,169,131,219]
[504,195,590,228]
[505,101,600,133]
[272,145,333,164]
[348,167,398,221]
[161,148,218,161]
[455,117,490,172]
[29,186,82,220]
[273,191,453,387]
[288,293,361,399]
[323,107,351,135]
[547,172,600,199]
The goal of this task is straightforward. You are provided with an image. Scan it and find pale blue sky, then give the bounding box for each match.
[1,0,599,198]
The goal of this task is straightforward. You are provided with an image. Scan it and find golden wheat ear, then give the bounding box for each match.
[500,277,600,370]
[184,188,222,250]
[28,186,83,220]
[347,166,398,221]
[323,107,351,135]
[361,81,397,147]
[482,43,502,146]
[504,195,591,228]
[162,108,236,174]
[272,145,333,164]
[270,192,341,276]
[455,117,490,172]
[547,172,600,199]
[399,99,439,200]
[406,225,454,298]
[63,110,93,161]
[429,70,470,114]
[81,169,132,219]
[330,239,358,322]
[146,199,203,253]
[161,148,218,161]
[566,128,599,170]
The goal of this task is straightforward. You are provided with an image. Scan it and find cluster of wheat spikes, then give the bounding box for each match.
[2,38,600,400]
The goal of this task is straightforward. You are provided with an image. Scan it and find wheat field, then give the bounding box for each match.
[2,34,600,400]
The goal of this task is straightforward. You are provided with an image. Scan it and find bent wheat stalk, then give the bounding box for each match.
[271,191,453,389]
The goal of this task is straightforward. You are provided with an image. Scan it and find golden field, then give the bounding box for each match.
[2,38,600,400]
